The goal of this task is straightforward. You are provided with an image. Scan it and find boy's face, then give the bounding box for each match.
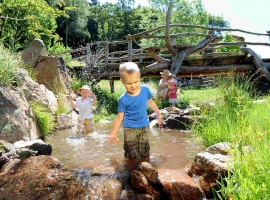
[80,89,90,98]
[121,72,140,95]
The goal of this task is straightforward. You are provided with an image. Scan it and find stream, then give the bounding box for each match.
[46,119,204,171]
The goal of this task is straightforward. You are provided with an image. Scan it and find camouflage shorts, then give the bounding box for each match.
[123,127,150,160]
[76,117,94,134]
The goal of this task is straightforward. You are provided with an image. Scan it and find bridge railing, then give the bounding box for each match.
[53,24,270,77]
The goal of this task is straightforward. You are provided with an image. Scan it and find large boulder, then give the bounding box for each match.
[129,162,205,200]
[130,170,160,199]
[35,55,72,95]
[56,114,72,130]
[0,84,42,143]
[15,68,58,113]
[187,142,232,198]
[158,169,205,200]
[0,155,123,200]
[21,38,47,68]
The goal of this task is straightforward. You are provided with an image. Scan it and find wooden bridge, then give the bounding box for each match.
[58,3,270,84]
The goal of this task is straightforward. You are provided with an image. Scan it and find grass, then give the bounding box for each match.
[29,101,56,138]
[0,44,20,85]
[189,76,270,199]
[180,87,219,106]
[55,96,70,115]
[96,79,220,110]
[66,60,82,67]
[0,44,38,85]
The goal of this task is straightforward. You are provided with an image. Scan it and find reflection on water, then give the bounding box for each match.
[46,120,203,170]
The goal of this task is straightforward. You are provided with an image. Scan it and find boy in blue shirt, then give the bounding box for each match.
[108,62,162,160]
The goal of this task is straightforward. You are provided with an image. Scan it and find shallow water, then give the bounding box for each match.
[46,120,203,170]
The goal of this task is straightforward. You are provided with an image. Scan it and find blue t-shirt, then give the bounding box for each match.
[118,86,153,128]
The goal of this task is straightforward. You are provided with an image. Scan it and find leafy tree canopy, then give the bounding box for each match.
[141,0,230,48]
[0,0,69,50]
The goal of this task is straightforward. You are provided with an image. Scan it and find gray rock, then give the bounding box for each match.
[21,38,47,68]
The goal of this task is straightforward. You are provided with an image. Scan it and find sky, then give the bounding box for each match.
[99,0,270,58]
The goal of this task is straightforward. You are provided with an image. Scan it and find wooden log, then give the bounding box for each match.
[241,47,270,82]
[126,24,270,40]
[210,42,270,47]
[88,64,259,79]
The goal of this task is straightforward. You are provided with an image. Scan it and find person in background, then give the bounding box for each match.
[108,62,162,161]
[156,69,171,100]
[168,78,179,108]
[68,85,96,134]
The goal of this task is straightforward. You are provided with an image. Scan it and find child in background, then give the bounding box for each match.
[68,85,97,134]
[168,78,179,108]
[156,69,171,100]
[108,62,162,161]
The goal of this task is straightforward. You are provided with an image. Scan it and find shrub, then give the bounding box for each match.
[48,41,72,62]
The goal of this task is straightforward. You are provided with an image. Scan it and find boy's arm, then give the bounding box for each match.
[89,91,97,104]
[68,96,77,109]
[148,99,162,126]
[108,112,124,143]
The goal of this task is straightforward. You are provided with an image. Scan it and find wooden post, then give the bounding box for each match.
[128,39,132,62]
[105,41,109,65]
[139,49,143,63]
[86,43,91,65]
[110,79,115,93]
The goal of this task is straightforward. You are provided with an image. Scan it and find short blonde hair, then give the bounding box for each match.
[119,62,140,79]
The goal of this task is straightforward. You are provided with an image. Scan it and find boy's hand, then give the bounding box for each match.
[108,135,120,143]
[88,90,93,95]
[157,115,162,126]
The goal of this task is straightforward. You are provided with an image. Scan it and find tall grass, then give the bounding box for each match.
[29,101,56,138]
[0,44,37,85]
[0,44,20,85]
[190,76,270,199]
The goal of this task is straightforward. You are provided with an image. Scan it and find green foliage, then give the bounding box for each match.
[92,85,119,115]
[180,87,219,106]
[189,75,270,199]
[47,41,72,62]
[56,0,90,46]
[0,0,68,50]
[70,77,89,92]
[55,97,70,115]
[29,101,56,137]
[0,44,20,85]
[0,43,37,85]
[88,2,144,42]
[190,75,253,146]
[218,97,270,199]
[217,33,241,53]
[141,0,229,48]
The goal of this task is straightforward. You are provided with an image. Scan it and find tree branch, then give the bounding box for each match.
[0,16,32,21]
[165,2,177,56]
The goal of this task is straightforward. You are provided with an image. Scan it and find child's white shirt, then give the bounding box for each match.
[76,97,93,119]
